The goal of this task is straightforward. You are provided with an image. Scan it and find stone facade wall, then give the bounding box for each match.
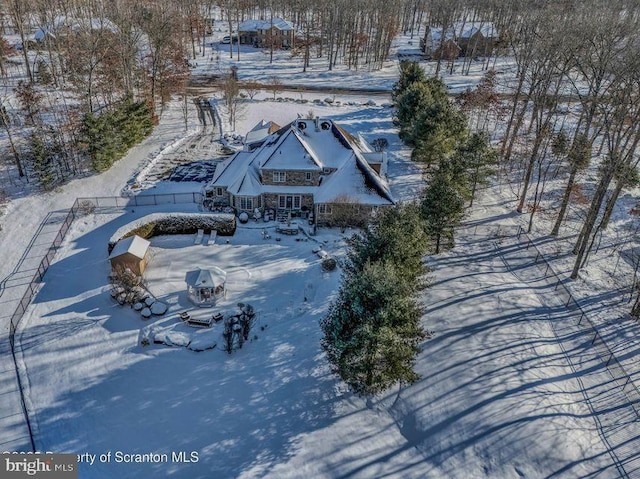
[262,193,314,212]
[261,169,319,186]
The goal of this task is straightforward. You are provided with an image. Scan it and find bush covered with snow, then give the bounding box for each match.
[321,257,337,271]
[151,301,168,315]
[108,212,236,252]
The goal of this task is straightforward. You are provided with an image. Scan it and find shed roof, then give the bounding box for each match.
[109,235,150,260]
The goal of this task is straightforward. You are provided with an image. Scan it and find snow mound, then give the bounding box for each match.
[188,334,218,352]
[133,302,144,311]
[140,307,152,318]
[144,296,156,307]
[151,302,168,315]
[154,331,191,348]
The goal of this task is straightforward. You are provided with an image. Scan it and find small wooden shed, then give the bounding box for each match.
[109,235,151,276]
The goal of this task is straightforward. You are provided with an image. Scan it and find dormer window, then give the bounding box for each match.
[305,172,312,181]
[323,167,331,174]
[273,171,286,182]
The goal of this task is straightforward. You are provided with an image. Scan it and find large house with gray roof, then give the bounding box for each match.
[203,118,394,225]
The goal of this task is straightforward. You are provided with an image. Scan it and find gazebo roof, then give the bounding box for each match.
[185,267,227,288]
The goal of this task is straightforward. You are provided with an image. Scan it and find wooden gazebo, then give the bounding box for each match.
[185,267,227,307]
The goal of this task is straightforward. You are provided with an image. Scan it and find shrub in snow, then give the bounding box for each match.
[108,212,236,252]
[238,212,249,223]
[365,100,376,106]
[321,257,337,271]
[76,200,96,216]
[188,336,217,352]
[141,307,152,318]
[110,267,147,306]
[154,331,191,348]
[151,302,168,315]
[144,296,156,307]
[133,302,144,311]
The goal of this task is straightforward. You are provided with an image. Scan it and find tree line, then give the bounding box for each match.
[321,61,495,397]
[1,0,192,188]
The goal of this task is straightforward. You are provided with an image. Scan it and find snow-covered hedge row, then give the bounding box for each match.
[108,212,236,252]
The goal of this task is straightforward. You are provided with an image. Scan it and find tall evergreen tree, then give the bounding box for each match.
[421,162,466,253]
[392,60,427,101]
[451,132,496,206]
[321,260,425,396]
[346,203,429,284]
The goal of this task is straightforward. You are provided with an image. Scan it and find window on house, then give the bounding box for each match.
[279,195,286,209]
[294,196,301,209]
[216,187,223,196]
[318,204,326,214]
[273,171,286,183]
[238,197,253,210]
[305,172,312,181]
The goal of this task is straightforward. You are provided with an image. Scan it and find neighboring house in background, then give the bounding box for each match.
[421,26,460,61]
[421,21,499,59]
[109,235,150,275]
[456,22,499,57]
[238,18,295,48]
[204,118,394,225]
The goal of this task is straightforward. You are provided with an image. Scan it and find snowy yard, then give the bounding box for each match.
[13,189,638,478]
[3,80,640,477]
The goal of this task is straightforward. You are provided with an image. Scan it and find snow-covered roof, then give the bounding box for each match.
[33,15,119,41]
[457,21,498,39]
[260,128,325,170]
[206,119,394,207]
[109,235,150,260]
[428,26,456,44]
[185,267,227,288]
[238,18,294,32]
[428,21,498,42]
[245,120,281,145]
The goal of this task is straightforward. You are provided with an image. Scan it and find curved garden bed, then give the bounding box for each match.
[108,212,236,253]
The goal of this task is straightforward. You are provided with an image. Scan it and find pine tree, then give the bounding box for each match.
[451,132,496,206]
[28,132,57,190]
[392,60,427,101]
[346,203,429,284]
[421,162,466,253]
[321,260,425,396]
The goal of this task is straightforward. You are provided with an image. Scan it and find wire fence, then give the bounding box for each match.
[7,191,204,452]
[76,192,205,210]
[467,222,640,418]
[518,228,640,418]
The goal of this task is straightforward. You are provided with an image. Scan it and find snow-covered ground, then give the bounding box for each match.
[1,43,639,475]
[195,26,511,94]
[15,186,640,478]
